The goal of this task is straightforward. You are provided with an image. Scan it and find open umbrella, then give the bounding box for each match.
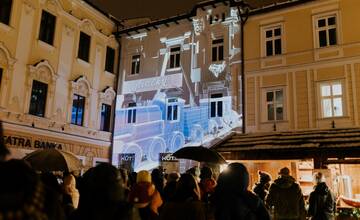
[23,148,82,172]
[172,146,227,164]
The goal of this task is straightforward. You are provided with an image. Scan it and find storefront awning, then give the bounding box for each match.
[211,127,360,160]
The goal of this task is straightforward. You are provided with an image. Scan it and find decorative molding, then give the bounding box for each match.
[71,75,92,97]
[99,87,116,105]
[64,24,75,36]
[40,0,64,14]
[0,42,16,69]
[23,0,36,14]
[28,60,57,84]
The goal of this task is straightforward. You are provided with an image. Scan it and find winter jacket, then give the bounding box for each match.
[308,182,336,220]
[266,175,306,220]
[160,199,206,220]
[214,190,271,220]
[253,182,269,201]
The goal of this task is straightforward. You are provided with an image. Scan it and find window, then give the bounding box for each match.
[0,0,12,25]
[167,98,179,121]
[100,104,111,132]
[266,89,284,121]
[78,32,91,62]
[320,82,343,118]
[127,102,136,124]
[39,10,56,45]
[105,47,115,73]
[169,47,181,69]
[264,27,282,57]
[212,39,224,62]
[315,15,337,48]
[131,55,140,75]
[210,93,223,118]
[29,80,48,117]
[71,94,85,126]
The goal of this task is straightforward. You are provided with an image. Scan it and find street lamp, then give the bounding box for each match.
[236,1,250,134]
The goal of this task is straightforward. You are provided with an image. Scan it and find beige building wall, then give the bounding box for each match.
[244,0,360,133]
[0,0,118,169]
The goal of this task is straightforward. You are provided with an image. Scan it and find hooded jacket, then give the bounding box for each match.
[266,175,306,220]
[308,182,336,220]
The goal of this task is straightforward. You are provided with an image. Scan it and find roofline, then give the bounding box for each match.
[82,0,124,27]
[113,0,313,36]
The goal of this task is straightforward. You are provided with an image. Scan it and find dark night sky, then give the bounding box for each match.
[88,0,289,21]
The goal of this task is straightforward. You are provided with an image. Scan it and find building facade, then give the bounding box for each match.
[0,0,119,169]
[112,1,246,171]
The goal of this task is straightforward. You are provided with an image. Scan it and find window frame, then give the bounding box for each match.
[131,54,141,75]
[212,38,224,62]
[210,93,223,118]
[265,89,284,122]
[77,31,91,62]
[166,98,179,122]
[105,46,115,73]
[263,25,282,57]
[169,46,181,69]
[127,102,137,124]
[29,80,48,118]
[38,10,57,46]
[314,14,338,48]
[319,81,344,118]
[100,103,112,132]
[0,0,12,26]
[71,94,86,126]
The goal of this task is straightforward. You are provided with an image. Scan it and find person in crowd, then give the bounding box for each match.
[0,159,65,220]
[199,166,217,202]
[213,162,270,220]
[128,170,163,220]
[160,173,206,220]
[266,167,306,220]
[129,171,138,189]
[163,172,180,202]
[308,172,336,220]
[186,166,201,183]
[62,173,80,217]
[119,168,131,197]
[253,170,271,201]
[151,168,165,198]
[70,163,138,220]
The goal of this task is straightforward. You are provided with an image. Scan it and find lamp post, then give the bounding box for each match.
[237,1,250,134]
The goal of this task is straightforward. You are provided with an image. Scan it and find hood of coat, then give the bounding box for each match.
[314,182,329,195]
[274,175,296,189]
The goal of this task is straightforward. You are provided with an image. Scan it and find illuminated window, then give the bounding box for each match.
[39,10,56,45]
[212,38,224,62]
[264,27,282,56]
[131,55,140,75]
[100,104,111,132]
[127,102,136,123]
[71,94,85,126]
[167,98,179,121]
[320,82,343,118]
[315,15,337,48]
[78,32,91,62]
[266,89,283,121]
[210,93,223,118]
[169,47,181,69]
[29,80,48,117]
[105,47,115,73]
[0,0,12,25]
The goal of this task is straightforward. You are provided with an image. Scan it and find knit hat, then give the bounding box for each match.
[258,171,271,183]
[136,170,152,183]
[279,167,290,176]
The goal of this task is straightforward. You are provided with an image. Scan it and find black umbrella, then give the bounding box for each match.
[23,148,82,172]
[172,146,227,164]
[0,121,10,161]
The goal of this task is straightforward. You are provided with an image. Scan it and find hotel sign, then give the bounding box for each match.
[122,73,183,94]
[3,135,63,149]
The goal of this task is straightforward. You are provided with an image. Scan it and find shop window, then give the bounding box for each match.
[100,103,111,132]
[71,94,85,126]
[320,81,343,118]
[105,46,115,73]
[167,98,179,121]
[210,93,223,118]
[212,38,224,62]
[127,102,136,124]
[264,26,282,57]
[169,47,181,69]
[29,80,48,117]
[131,55,140,75]
[39,10,56,45]
[315,15,337,48]
[0,0,12,25]
[266,89,284,121]
[78,32,91,62]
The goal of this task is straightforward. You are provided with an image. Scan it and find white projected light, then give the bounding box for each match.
[209,61,226,77]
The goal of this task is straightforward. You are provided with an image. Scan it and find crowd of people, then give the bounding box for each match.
[0,157,337,220]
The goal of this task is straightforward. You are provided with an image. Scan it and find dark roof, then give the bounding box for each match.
[113,0,313,36]
[212,127,360,160]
